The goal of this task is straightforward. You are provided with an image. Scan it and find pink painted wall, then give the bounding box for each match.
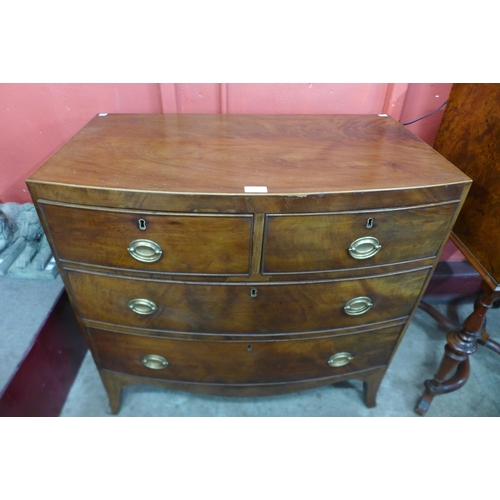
[0,84,161,203]
[400,83,453,145]
[1,83,451,204]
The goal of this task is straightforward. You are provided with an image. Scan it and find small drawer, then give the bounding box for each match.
[262,203,458,274]
[89,324,403,384]
[68,267,430,334]
[40,203,252,275]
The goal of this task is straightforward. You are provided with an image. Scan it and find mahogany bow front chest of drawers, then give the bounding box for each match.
[26,114,471,414]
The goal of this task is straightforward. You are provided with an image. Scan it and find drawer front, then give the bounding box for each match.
[89,324,403,384]
[40,203,252,275]
[263,203,457,274]
[68,268,430,333]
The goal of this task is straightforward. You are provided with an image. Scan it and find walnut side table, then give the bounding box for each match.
[416,83,500,415]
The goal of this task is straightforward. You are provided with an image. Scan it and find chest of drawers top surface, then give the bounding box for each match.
[28,114,469,197]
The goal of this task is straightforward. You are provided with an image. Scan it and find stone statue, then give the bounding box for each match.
[0,202,22,252]
[0,202,22,225]
[0,202,58,278]
[0,210,15,253]
[0,202,26,276]
[15,203,45,269]
[31,234,53,270]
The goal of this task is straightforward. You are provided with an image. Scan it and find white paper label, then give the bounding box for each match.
[98,113,108,116]
[244,186,268,193]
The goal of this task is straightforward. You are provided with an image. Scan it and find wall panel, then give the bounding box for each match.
[175,83,221,113]
[226,83,390,114]
[399,83,453,145]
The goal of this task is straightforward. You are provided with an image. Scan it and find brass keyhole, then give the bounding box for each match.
[366,217,374,229]
[138,219,147,231]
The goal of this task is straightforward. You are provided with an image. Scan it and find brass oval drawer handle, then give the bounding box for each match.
[328,352,353,368]
[142,354,169,370]
[128,298,158,315]
[128,239,163,263]
[348,236,381,260]
[344,296,373,316]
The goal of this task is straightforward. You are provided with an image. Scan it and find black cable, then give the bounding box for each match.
[402,100,448,126]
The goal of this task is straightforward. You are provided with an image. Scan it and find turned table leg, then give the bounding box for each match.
[478,331,500,355]
[415,283,500,416]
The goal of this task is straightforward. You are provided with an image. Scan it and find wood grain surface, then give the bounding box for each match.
[89,324,402,384]
[40,202,253,275]
[28,114,469,195]
[66,267,431,334]
[434,84,500,287]
[263,202,458,273]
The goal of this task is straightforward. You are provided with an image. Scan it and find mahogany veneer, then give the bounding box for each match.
[416,84,500,415]
[26,114,470,414]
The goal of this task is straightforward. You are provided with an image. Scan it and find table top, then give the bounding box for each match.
[28,114,470,196]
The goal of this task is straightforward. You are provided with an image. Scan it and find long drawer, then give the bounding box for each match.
[263,203,457,273]
[68,267,431,333]
[89,324,403,384]
[39,202,253,275]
